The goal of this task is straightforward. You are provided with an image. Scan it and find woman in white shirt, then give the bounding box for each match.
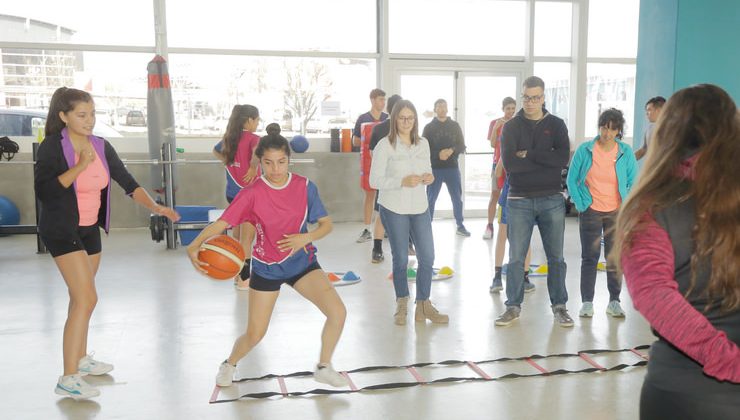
[370,100,449,326]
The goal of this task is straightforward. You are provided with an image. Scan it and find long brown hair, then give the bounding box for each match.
[45,87,93,137]
[614,84,740,312]
[222,104,259,165]
[388,99,420,148]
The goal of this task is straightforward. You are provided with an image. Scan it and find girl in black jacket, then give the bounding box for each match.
[35,87,179,400]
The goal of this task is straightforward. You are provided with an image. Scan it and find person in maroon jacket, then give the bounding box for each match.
[615,84,739,419]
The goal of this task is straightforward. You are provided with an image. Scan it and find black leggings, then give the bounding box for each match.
[640,380,740,419]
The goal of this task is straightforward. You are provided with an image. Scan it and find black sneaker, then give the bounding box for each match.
[372,249,384,263]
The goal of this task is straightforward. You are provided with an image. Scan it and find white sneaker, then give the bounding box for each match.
[215,361,236,387]
[579,302,594,318]
[606,300,626,318]
[483,224,494,240]
[313,363,348,387]
[78,353,114,376]
[55,374,100,400]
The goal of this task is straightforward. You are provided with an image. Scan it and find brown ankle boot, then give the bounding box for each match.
[415,300,449,323]
[394,297,409,325]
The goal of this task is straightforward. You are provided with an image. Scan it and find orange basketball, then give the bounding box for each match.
[197,235,246,280]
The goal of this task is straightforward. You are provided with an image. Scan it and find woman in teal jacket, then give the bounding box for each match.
[567,108,637,319]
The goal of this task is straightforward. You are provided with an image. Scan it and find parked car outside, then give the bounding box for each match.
[0,109,123,138]
[126,110,147,126]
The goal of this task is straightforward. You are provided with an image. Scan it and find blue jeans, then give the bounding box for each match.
[427,167,465,228]
[578,208,621,302]
[379,206,435,301]
[506,194,568,307]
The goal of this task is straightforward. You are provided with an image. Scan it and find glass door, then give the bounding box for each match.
[393,68,520,218]
[396,72,456,215]
[458,73,519,217]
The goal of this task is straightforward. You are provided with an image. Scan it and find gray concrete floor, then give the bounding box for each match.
[0,217,652,420]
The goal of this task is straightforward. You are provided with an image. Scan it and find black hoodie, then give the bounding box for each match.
[421,118,466,169]
[500,108,570,198]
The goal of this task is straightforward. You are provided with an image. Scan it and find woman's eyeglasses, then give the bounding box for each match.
[397,116,415,123]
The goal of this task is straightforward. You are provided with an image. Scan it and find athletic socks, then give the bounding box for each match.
[373,239,383,252]
[239,259,251,280]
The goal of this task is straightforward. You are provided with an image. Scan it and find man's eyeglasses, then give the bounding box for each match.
[521,94,544,103]
[398,116,415,123]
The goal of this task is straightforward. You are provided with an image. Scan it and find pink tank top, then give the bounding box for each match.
[75,150,109,226]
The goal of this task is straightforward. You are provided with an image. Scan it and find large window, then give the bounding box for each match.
[0,0,646,220]
[584,0,639,143]
[168,55,376,137]
[1,1,643,148]
[585,63,636,138]
[1,48,78,107]
[587,0,640,58]
[389,0,527,56]
[534,2,573,57]
[0,48,150,137]
[167,0,376,53]
[534,62,571,129]
[0,2,154,46]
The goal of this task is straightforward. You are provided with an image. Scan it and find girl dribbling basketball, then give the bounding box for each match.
[187,132,348,388]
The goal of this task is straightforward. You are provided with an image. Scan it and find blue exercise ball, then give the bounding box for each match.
[290,135,309,153]
[0,196,20,226]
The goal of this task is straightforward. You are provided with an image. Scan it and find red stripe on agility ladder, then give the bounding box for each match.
[277,376,288,396]
[466,361,492,380]
[525,358,550,374]
[209,385,221,403]
[630,348,649,361]
[406,367,425,384]
[578,353,606,371]
[342,371,358,391]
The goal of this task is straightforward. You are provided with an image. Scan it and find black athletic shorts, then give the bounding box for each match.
[43,225,102,257]
[249,261,322,292]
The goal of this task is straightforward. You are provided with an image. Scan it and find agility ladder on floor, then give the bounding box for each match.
[210,344,650,403]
